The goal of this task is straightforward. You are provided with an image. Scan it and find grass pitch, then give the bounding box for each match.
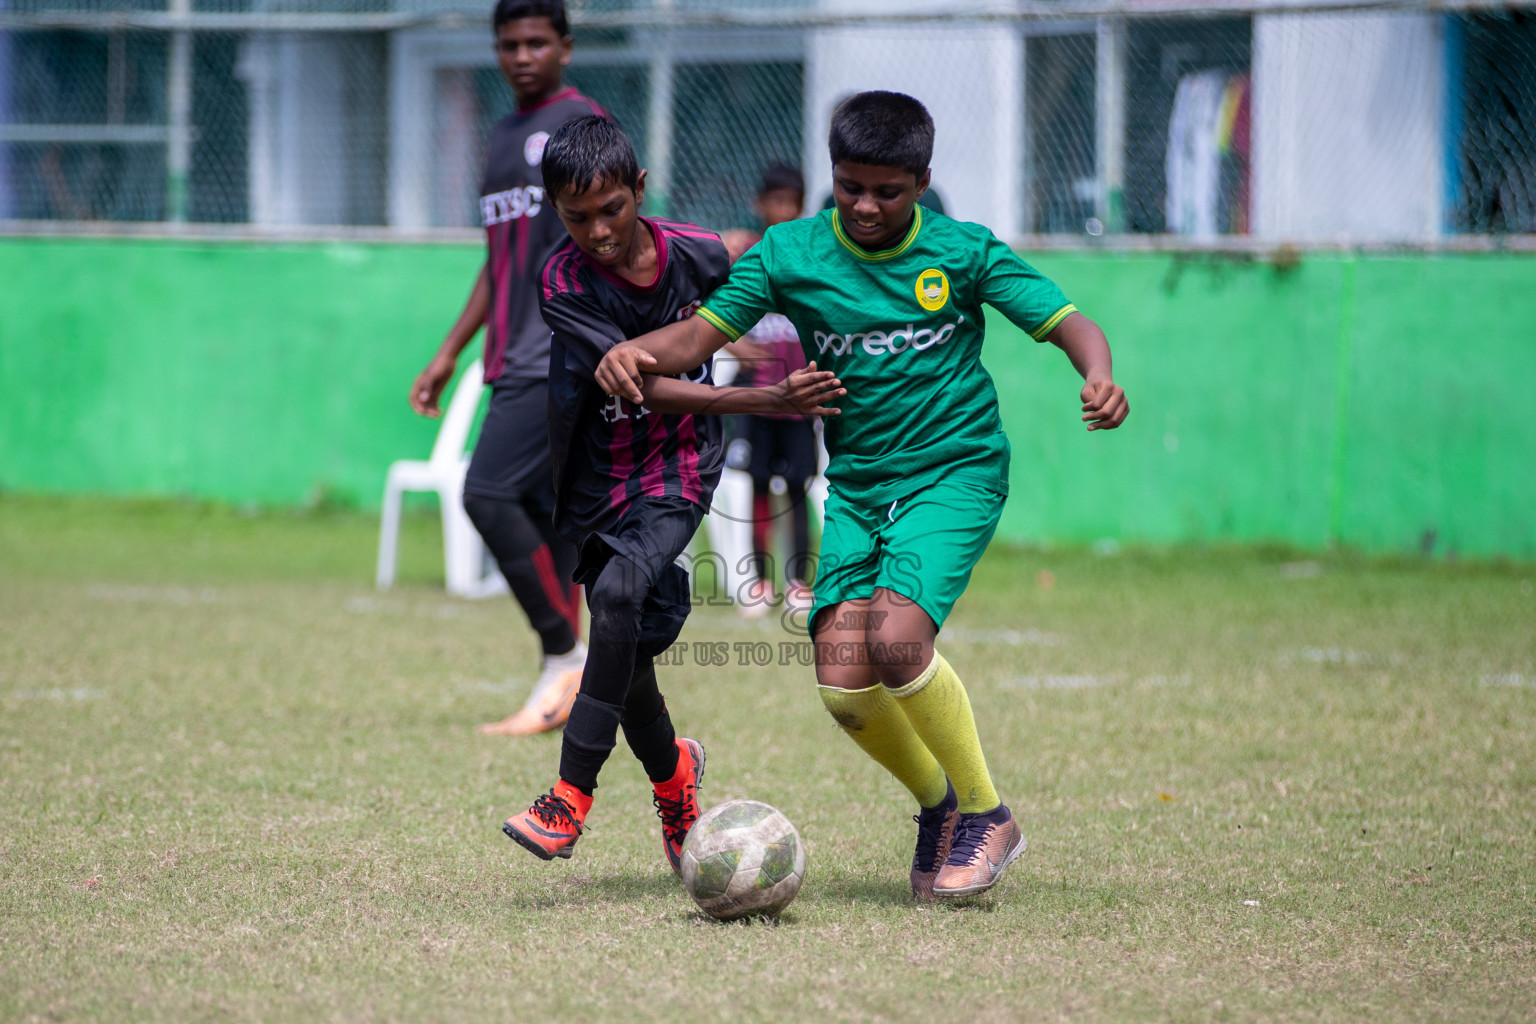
[1,495,1532,1022]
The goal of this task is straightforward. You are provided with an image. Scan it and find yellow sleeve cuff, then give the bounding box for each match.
[1029,303,1077,341]
[696,306,746,341]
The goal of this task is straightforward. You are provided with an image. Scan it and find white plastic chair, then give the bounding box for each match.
[375,358,509,598]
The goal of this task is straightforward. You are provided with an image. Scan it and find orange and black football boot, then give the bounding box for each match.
[652,738,706,874]
[502,780,592,860]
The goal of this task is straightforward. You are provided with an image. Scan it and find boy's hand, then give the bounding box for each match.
[776,362,845,417]
[1081,379,1128,431]
[596,343,656,404]
[410,353,458,418]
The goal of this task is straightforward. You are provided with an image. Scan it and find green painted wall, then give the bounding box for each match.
[0,237,480,510]
[2,237,1532,557]
[992,252,1536,558]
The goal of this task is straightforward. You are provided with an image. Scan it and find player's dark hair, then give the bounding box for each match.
[827,91,934,176]
[760,163,805,199]
[492,0,569,36]
[542,115,641,201]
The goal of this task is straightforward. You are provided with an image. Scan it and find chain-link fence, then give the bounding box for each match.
[1,0,1533,243]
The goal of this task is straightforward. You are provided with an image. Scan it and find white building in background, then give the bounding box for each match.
[1252,11,1447,242]
[239,35,349,227]
[237,32,388,227]
[802,2,1025,238]
[377,0,1488,244]
[380,0,1026,234]
[0,0,1530,241]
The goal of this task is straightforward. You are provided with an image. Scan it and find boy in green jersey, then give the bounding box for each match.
[596,91,1129,899]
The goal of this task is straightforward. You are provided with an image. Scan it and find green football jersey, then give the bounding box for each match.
[697,207,1075,504]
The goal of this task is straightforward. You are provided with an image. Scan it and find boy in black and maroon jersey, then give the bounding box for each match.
[409,0,609,738]
[501,116,845,869]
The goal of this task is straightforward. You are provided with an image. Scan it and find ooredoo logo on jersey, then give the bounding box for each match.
[813,317,964,358]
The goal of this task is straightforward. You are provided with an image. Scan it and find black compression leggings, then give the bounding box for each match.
[557,553,678,794]
[462,492,579,656]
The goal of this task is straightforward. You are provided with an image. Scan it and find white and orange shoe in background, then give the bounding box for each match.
[477,642,586,737]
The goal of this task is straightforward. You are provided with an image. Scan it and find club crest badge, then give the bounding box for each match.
[525,131,551,166]
[915,268,950,312]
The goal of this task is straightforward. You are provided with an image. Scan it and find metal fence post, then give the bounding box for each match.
[1095,14,1125,234]
[166,0,192,223]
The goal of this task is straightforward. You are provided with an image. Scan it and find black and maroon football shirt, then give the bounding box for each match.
[538,218,732,541]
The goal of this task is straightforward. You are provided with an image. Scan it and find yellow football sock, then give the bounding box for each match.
[818,683,949,808]
[888,652,1000,814]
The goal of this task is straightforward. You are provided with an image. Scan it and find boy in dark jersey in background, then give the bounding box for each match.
[501,117,845,868]
[719,165,819,619]
[409,0,608,737]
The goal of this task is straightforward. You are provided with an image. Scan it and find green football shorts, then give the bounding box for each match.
[810,476,1006,632]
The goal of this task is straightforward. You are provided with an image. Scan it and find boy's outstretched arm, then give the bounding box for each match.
[596,315,731,404]
[1047,312,1129,431]
[636,362,844,418]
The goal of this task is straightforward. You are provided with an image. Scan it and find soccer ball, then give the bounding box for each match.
[679,799,806,921]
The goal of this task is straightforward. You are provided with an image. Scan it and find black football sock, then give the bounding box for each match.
[622,708,679,784]
[621,658,679,783]
[558,693,625,795]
